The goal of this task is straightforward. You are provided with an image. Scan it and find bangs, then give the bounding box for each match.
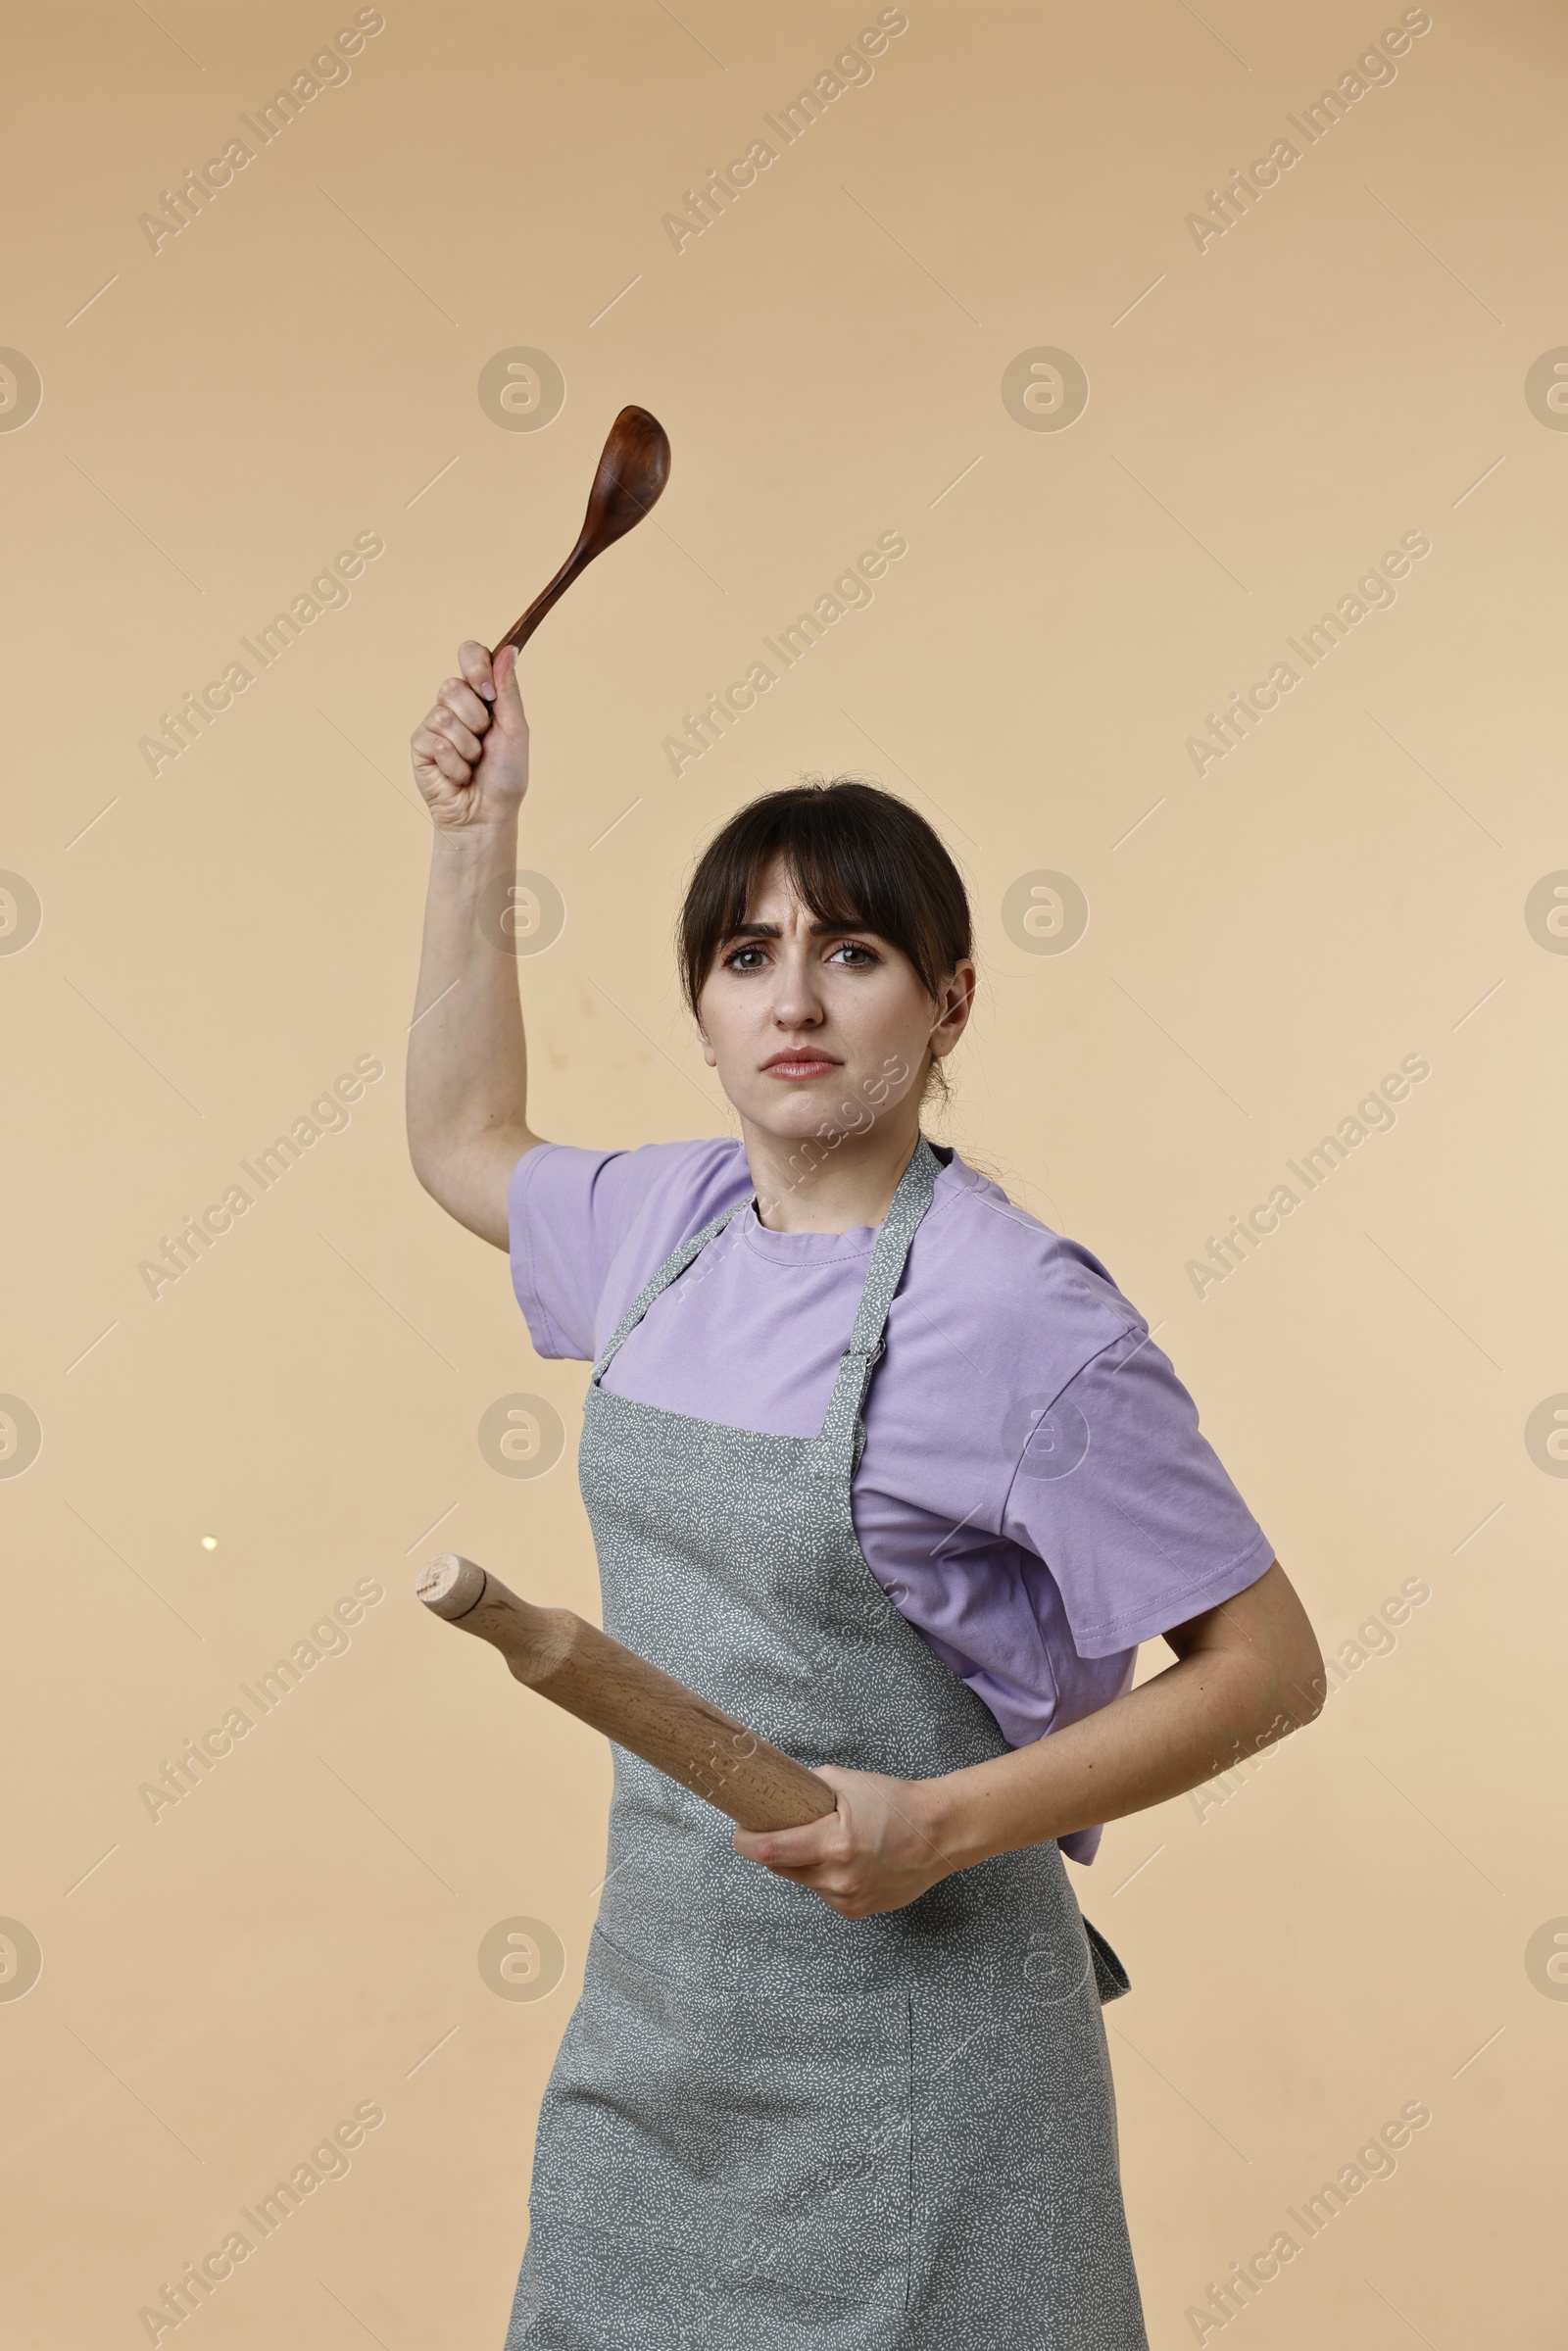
[678,777,971,1011]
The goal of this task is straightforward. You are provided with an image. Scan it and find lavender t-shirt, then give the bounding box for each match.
[509,1138,1274,1865]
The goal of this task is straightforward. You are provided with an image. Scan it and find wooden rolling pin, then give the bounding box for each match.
[416,1554,835,1833]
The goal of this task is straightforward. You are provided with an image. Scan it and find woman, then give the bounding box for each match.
[408,641,1325,2351]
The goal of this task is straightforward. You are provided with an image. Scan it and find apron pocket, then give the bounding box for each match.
[528,1926,912,2342]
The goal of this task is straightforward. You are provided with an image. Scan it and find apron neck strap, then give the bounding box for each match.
[590,1133,944,1435]
[816,1134,942,1467]
[590,1195,750,1385]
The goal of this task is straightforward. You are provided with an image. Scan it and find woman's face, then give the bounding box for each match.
[694,856,975,1148]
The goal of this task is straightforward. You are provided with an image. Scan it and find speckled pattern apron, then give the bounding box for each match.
[506,1138,1148,2350]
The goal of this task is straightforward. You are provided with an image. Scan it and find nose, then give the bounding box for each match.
[769,936,826,1031]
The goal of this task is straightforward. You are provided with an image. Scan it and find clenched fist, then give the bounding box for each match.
[411,639,529,833]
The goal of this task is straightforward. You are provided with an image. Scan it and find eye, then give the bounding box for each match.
[722,942,770,972]
[826,940,879,967]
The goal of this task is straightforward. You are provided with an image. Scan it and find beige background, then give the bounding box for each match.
[4,2,1566,2343]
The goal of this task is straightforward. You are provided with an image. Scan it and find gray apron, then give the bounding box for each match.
[507,1137,1148,2350]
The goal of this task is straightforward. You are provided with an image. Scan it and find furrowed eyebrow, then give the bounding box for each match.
[723,915,877,943]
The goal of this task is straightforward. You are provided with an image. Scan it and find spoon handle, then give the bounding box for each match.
[490,539,591,661]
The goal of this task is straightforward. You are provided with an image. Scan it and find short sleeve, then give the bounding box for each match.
[508,1138,745,1361]
[1001,1325,1275,1657]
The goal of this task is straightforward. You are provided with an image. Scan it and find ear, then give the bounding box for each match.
[928,958,977,1058]
[694,1017,717,1070]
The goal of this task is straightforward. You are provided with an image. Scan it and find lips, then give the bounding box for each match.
[760,1051,842,1081]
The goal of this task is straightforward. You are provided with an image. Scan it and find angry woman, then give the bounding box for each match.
[407,639,1324,2351]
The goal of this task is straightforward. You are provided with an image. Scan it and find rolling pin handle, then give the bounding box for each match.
[416,1552,489,1624]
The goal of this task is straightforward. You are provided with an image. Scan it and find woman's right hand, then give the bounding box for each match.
[411,638,530,834]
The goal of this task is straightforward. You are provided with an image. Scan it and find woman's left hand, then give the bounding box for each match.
[732,1766,956,1918]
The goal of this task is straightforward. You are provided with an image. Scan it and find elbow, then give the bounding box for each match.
[1269,1626,1328,1736]
[408,1138,450,1205]
[405,1126,536,1253]
[1226,1629,1326,1759]
[407,1136,458,1217]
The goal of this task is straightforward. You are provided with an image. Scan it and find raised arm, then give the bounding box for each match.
[407,638,544,1249]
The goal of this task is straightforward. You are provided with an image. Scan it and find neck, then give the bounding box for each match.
[744,1106,925,1233]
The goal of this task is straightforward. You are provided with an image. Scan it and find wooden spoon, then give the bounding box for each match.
[490,405,671,661]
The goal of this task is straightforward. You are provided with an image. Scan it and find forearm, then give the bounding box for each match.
[406,819,535,1234]
[926,1638,1318,1873]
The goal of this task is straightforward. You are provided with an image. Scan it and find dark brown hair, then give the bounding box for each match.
[678,776,972,1012]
